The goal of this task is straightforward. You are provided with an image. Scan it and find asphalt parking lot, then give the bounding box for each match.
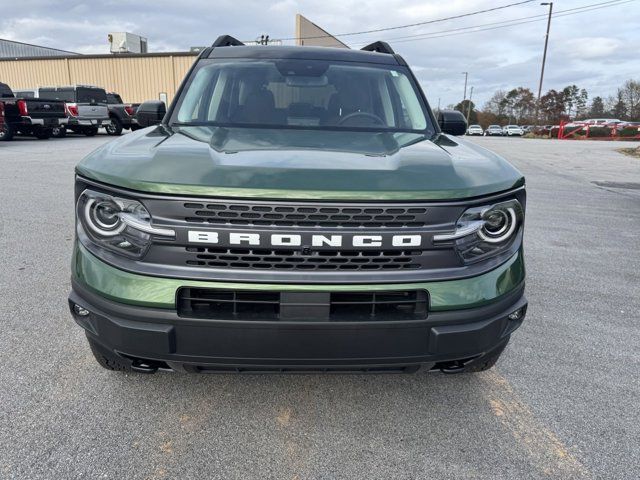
[1,133,638,480]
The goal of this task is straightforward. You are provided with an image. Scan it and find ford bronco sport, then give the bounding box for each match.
[69,36,527,374]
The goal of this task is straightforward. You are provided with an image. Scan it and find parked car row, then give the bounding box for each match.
[0,81,140,141]
[466,124,525,136]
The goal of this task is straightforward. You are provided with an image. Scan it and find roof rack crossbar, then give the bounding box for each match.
[360,41,395,55]
[211,35,245,48]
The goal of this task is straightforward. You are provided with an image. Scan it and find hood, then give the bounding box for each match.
[76,126,524,200]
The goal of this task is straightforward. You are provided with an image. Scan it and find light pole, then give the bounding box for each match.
[461,72,468,102]
[466,86,474,125]
[535,2,553,125]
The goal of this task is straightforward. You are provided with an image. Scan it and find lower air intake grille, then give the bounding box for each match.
[177,288,429,322]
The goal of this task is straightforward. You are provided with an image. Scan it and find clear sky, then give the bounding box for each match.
[1,0,637,107]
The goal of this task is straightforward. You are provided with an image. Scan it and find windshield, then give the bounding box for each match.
[107,93,123,104]
[171,59,432,134]
[77,88,107,104]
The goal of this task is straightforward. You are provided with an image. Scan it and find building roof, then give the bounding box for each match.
[0,38,79,58]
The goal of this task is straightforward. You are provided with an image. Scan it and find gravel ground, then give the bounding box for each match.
[0,134,638,480]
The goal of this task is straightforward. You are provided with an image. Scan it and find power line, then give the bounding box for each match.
[271,0,536,42]
[353,0,628,44]
[352,0,634,45]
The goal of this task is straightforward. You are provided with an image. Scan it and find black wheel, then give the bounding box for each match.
[0,124,14,141]
[34,128,52,140]
[84,126,98,137]
[105,118,123,136]
[465,338,510,372]
[87,335,134,373]
[440,337,510,374]
[86,334,158,373]
[51,126,66,138]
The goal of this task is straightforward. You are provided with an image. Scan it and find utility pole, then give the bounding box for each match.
[461,72,468,102]
[437,97,441,114]
[535,2,553,125]
[466,86,474,125]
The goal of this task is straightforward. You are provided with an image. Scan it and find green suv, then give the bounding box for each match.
[69,36,526,374]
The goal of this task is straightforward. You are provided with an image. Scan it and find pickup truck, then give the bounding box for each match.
[104,92,139,136]
[0,82,66,141]
[33,85,111,137]
[70,36,527,375]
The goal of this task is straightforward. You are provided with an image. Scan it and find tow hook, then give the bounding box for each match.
[130,360,159,374]
[439,361,468,374]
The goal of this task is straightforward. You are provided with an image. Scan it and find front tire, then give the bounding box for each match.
[86,334,159,374]
[105,118,123,136]
[0,124,14,141]
[87,335,133,372]
[51,125,66,138]
[440,337,510,374]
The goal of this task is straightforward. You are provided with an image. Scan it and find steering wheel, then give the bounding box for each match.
[337,111,385,126]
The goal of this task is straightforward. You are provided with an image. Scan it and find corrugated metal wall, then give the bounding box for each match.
[0,53,197,104]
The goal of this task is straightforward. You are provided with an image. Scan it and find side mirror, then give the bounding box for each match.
[136,100,166,127]
[437,110,467,136]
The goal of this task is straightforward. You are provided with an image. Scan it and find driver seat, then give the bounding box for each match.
[325,86,371,125]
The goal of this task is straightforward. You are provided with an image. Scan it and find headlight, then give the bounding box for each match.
[434,199,523,263]
[77,189,174,258]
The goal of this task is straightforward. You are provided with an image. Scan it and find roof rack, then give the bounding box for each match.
[211,35,245,48]
[360,41,395,55]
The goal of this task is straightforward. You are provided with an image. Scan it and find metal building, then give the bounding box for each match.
[295,15,348,48]
[0,15,346,104]
[0,38,79,58]
[0,52,197,104]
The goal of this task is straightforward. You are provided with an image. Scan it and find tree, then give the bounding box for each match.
[589,96,605,118]
[620,80,640,120]
[504,87,535,124]
[454,99,478,124]
[484,90,508,118]
[575,89,589,119]
[561,85,588,118]
[539,89,566,124]
[609,90,627,119]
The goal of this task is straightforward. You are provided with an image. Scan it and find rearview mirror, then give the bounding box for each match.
[136,100,166,128]
[437,110,467,136]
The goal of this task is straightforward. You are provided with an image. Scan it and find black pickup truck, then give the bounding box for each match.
[104,92,139,136]
[0,82,66,140]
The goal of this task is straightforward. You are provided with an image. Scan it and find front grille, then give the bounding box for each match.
[177,288,429,322]
[184,246,423,270]
[182,202,427,228]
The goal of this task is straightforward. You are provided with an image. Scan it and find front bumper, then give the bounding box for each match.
[70,244,527,372]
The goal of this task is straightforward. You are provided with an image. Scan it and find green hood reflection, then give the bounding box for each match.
[76,125,524,200]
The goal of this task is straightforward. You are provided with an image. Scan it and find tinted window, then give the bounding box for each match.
[173,59,431,133]
[16,91,35,98]
[40,88,74,102]
[107,93,123,104]
[77,88,107,104]
[0,83,14,98]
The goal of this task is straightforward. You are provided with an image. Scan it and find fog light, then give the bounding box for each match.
[508,308,523,321]
[74,304,90,317]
